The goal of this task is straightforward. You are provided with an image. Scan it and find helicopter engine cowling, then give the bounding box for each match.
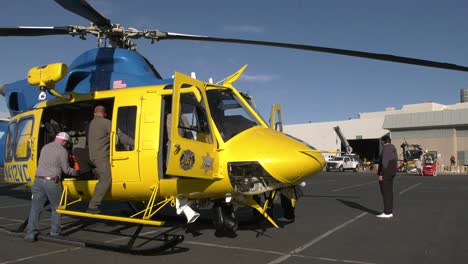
[3,48,170,116]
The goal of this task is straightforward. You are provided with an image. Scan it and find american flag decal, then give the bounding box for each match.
[113,80,127,89]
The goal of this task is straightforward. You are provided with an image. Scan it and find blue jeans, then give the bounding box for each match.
[26,178,63,237]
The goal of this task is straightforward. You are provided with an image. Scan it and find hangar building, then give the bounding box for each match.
[284,89,468,167]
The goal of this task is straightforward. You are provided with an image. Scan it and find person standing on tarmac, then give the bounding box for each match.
[24,132,80,242]
[450,155,456,167]
[376,135,398,219]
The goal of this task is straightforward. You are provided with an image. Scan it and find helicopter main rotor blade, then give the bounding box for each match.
[161,32,468,73]
[54,0,111,28]
[0,26,73,36]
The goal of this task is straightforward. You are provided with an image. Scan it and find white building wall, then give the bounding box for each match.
[336,118,388,139]
[359,102,450,119]
[284,121,341,152]
[284,117,388,152]
[284,101,468,163]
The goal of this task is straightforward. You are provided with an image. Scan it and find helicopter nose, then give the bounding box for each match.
[261,148,325,184]
[223,127,325,184]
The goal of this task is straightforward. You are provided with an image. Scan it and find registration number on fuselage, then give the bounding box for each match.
[4,163,31,183]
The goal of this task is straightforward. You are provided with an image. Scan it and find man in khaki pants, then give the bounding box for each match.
[87,105,111,214]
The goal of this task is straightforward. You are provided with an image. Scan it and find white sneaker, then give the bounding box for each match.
[376,213,393,218]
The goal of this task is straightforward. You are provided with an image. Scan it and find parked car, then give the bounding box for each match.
[326,156,359,172]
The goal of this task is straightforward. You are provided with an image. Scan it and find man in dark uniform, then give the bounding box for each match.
[25,132,79,242]
[87,105,111,213]
[377,135,398,218]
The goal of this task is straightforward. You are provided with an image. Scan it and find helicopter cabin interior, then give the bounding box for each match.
[39,99,117,180]
[35,97,181,182]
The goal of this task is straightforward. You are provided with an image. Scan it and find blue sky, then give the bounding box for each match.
[1,0,468,124]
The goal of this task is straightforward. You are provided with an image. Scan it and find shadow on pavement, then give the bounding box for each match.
[336,198,380,215]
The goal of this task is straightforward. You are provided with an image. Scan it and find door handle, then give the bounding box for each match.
[173,144,181,154]
[112,157,129,161]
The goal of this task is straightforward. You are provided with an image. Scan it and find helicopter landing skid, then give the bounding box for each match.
[57,184,171,226]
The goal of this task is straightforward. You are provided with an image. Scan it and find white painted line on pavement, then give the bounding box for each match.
[185,241,376,264]
[0,204,30,209]
[0,247,81,264]
[0,216,24,223]
[0,206,133,263]
[399,182,422,195]
[293,254,377,264]
[0,222,24,227]
[312,180,337,183]
[332,181,375,192]
[184,241,285,255]
[0,217,173,264]
[267,212,368,264]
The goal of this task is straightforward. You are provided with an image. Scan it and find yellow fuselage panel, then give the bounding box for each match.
[62,180,153,201]
[61,177,233,201]
[159,178,234,199]
[222,127,325,184]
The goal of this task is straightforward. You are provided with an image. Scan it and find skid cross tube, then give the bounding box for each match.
[57,185,166,226]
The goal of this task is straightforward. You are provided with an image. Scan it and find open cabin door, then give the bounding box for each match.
[111,96,140,183]
[166,72,218,179]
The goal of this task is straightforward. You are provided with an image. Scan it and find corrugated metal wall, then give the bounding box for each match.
[391,129,454,139]
[389,127,468,166]
[383,109,468,129]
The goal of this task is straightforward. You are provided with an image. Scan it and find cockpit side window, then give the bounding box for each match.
[15,117,33,160]
[115,106,136,151]
[206,89,259,142]
[5,121,17,162]
[177,92,212,144]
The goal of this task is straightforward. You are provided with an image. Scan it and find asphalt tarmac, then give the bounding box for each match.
[1,171,468,264]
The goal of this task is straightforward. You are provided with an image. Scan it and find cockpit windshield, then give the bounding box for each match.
[206,89,260,142]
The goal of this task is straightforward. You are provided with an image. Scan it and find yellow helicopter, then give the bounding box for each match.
[2,0,468,252]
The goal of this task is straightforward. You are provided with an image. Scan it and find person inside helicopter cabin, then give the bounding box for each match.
[86,105,111,214]
[86,105,133,214]
[24,132,80,242]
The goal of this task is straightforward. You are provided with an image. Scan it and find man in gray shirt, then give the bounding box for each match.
[25,132,79,242]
